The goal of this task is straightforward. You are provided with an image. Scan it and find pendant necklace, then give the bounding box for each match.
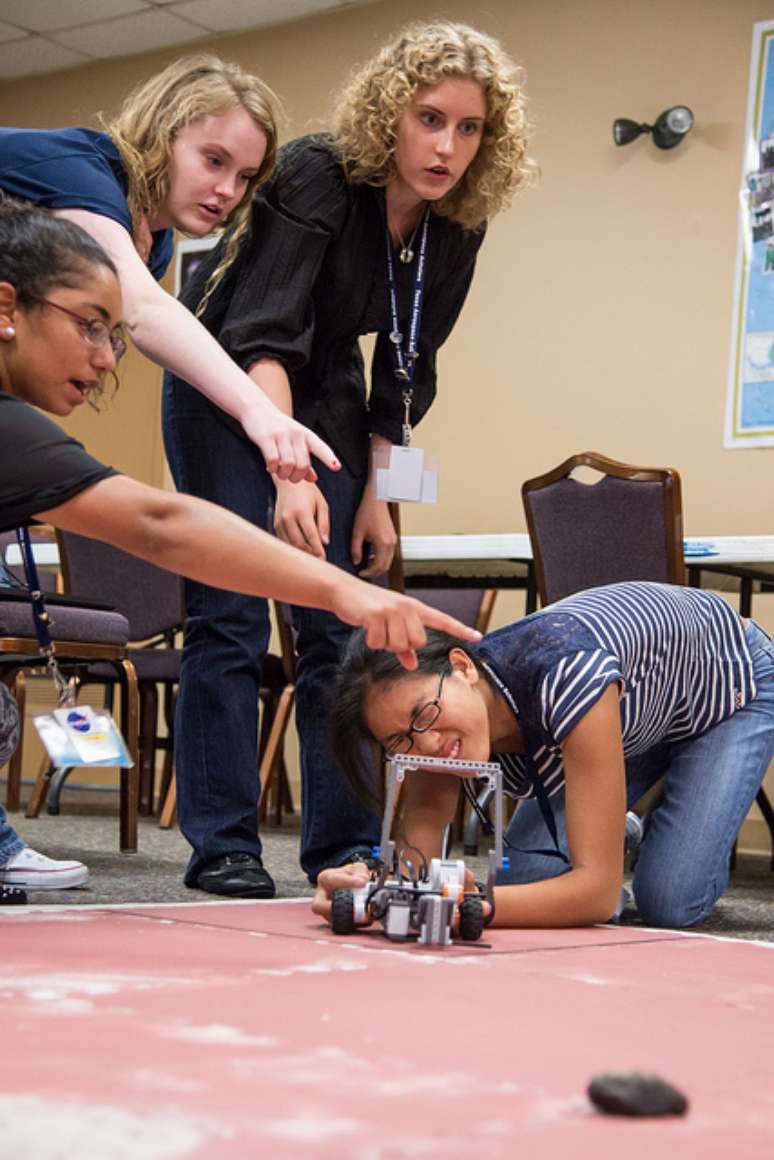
[395,217,423,264]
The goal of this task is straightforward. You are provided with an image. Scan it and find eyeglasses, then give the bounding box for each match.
[29,296,127,360]
[384,670,447,758]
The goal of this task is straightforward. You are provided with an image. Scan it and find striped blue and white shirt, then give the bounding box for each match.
[473,582,755,800]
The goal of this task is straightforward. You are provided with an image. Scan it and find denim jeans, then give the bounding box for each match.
[497,619,774,928]
[0,683,24,863]
[0,805,25,864]
[162,373,380,884]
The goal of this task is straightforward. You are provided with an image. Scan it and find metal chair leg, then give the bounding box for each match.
[45,765,74,815]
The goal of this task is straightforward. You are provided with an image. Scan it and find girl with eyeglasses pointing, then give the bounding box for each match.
[0,200,481,901]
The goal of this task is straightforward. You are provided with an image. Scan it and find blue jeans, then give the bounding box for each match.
[497,619,774,928]
[162,374,380,884]
[0,805,25,863]
[0,683,24,863]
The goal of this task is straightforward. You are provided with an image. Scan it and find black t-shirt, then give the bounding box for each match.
[174,134,485,476]
[0,392,117,532]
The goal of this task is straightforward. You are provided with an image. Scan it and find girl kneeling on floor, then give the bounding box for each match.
[315,581,774,930]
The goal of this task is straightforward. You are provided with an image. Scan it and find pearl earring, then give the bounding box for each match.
[4,326,15,338]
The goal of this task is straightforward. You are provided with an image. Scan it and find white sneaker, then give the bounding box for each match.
[0,847,89,890]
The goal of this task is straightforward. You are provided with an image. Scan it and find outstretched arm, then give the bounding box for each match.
[55,209,338,483]
[36,474,481,669]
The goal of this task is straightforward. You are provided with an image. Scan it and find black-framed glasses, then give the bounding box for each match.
[384,670,447,758]
[29,296,127,360]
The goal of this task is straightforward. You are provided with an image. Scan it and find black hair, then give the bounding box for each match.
[0,196,118,303]
[331,628,488,808]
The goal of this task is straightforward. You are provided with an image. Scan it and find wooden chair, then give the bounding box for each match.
[158,601,297,830]
[0,596,140,851]
[522,450,773,866]
[53,531,184,818]
[522,450,685,605]
[257,602,298,824]
[386,504,498,633]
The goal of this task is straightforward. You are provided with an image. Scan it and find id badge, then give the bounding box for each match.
[374,444,438,504]
[33,706,133,768]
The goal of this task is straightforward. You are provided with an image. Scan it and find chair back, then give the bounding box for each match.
[522,451,685,605]
[57,531,184,642]
[0,528,60,592]
[383,504,497,633]
[401,587,497,634]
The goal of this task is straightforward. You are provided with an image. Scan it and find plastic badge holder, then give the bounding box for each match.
[33,705,133,768]
[373,442,438,504]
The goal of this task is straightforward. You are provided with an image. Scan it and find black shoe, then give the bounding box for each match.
[0,883,27,905]
[195,853,276,899]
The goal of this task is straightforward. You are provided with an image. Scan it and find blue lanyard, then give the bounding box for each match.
[480,660,570,865]
[385,205,430,446]
[15,527,71,703]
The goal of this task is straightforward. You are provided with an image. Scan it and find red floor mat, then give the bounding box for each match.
[2,901,772,1159]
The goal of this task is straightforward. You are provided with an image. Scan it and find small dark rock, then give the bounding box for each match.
[588,1071,689,1117]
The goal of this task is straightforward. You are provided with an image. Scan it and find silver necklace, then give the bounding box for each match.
[395,220,421,264]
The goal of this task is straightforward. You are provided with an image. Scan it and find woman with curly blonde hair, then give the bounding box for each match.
[163,21,535,899]
[0,54,337,479]
[332,19,533,228]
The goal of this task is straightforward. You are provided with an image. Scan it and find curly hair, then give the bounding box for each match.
[102,54,279,311]
[331,21,536,229]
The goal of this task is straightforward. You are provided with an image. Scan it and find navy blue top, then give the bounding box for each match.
[0,126,173,282]
[473,582,755,800]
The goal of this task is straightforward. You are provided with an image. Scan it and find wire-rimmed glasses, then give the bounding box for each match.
[29,296,127,360]
[384,670,447,758]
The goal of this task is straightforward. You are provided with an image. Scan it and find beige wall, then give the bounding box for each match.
[3,0,771,545]
[3,0,774,844]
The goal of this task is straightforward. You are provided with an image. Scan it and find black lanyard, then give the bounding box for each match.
[15,527,71,704]
[385,205,430,446]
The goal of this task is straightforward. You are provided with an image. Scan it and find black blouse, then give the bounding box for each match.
[179,134,485,476]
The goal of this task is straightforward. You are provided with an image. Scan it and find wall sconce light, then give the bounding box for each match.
[613,105,694,150]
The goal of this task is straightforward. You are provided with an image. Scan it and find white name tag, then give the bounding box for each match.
[34,705,133,767]
[374,444,438,505]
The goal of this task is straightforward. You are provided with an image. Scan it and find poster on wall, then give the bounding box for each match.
[725,19,774,448]
[173,235,218,297]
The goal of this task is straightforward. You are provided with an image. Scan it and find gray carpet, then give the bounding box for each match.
[5,793,774,942]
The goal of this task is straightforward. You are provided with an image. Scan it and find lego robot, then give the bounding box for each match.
[329,754,507,946]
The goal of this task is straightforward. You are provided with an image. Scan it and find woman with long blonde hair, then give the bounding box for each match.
[164,21,535,899]
[0,54,336,479]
